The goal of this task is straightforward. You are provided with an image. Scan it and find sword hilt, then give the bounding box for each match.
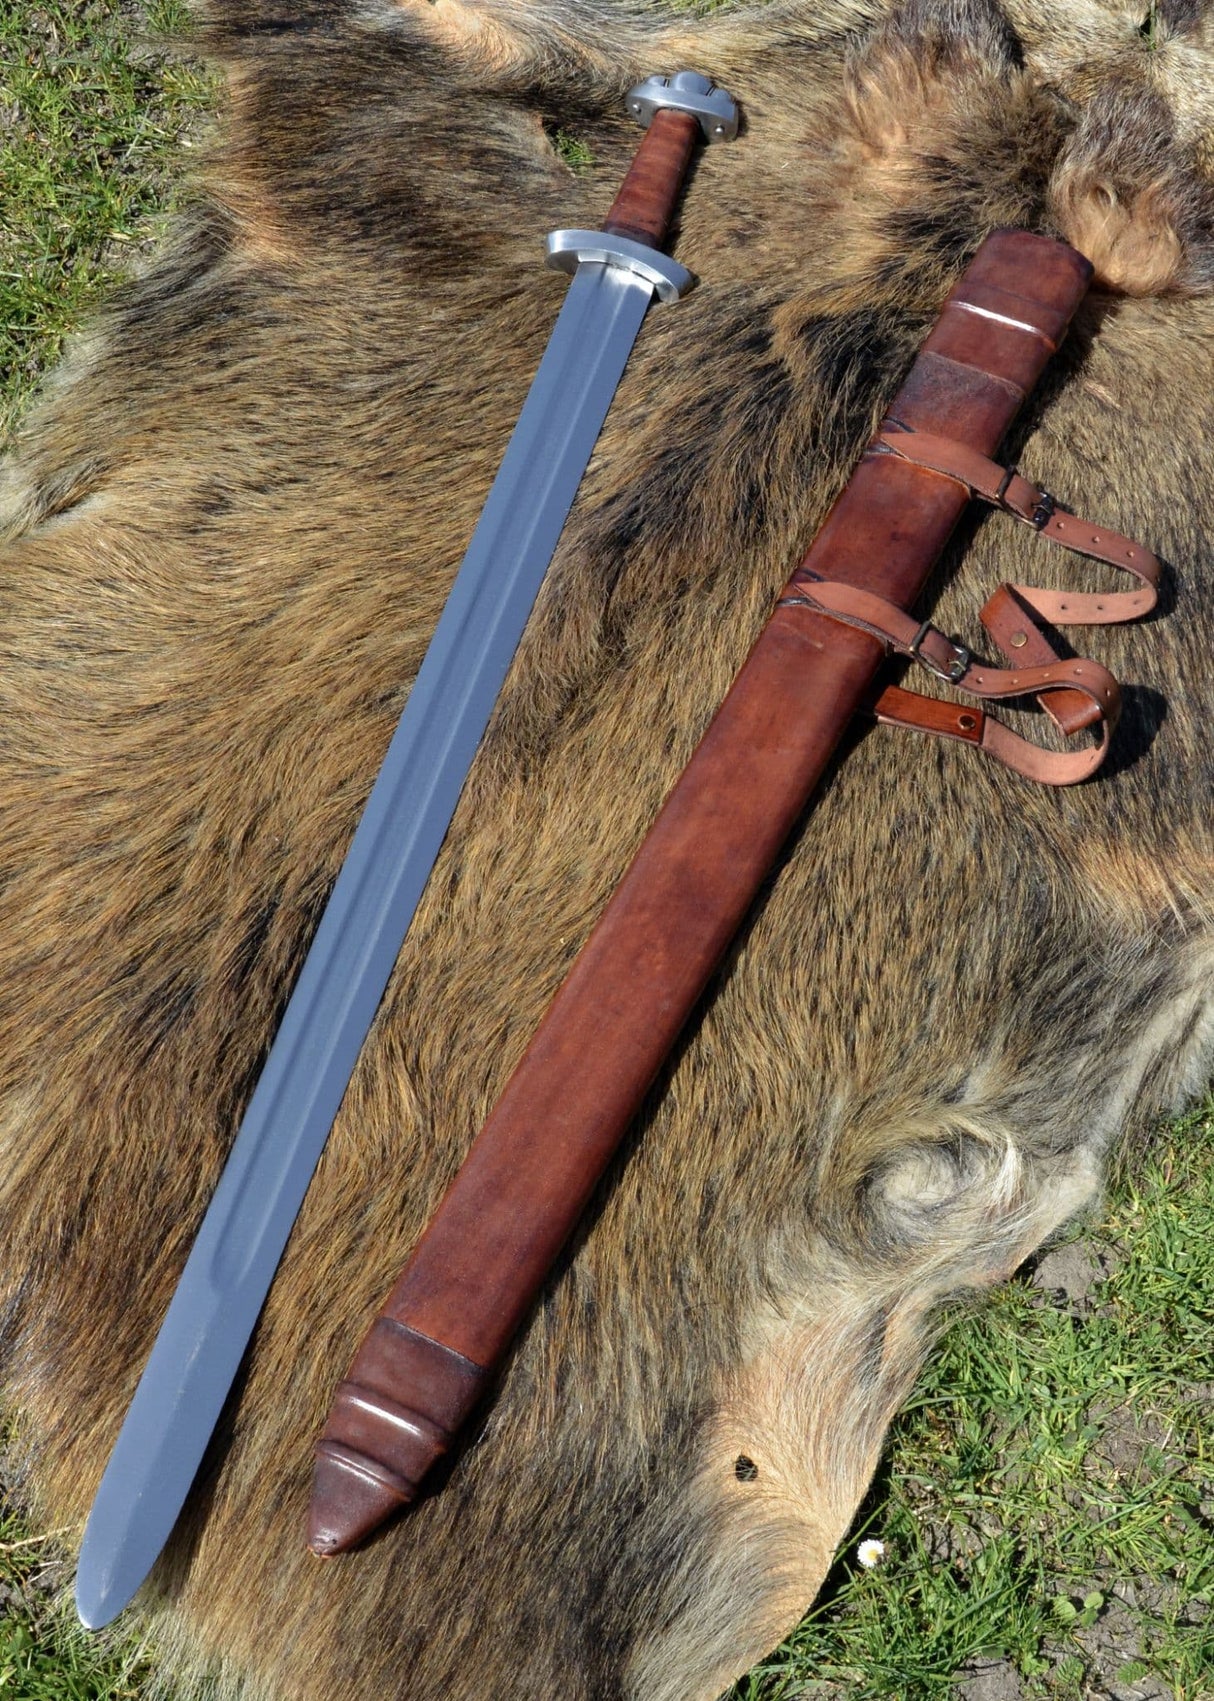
[603,71,737,252]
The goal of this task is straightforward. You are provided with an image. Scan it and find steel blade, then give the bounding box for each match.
[75,258,655,1629]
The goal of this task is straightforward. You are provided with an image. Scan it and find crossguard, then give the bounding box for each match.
[545,230,691,302]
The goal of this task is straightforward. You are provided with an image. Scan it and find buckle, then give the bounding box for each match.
[995,464,1056,531]
[908,619,970,684]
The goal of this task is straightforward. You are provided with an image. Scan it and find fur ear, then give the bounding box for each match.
[784,0,1064,305]
[1049,85,1214,293]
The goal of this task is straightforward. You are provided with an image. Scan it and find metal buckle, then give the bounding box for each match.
[908,620,970,684]
[996,463,1056,530]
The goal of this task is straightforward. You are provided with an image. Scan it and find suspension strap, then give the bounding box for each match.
[778,424,1162,785]
[873,425,1159,621]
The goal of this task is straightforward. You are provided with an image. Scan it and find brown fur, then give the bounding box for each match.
[2,0,1214,1696]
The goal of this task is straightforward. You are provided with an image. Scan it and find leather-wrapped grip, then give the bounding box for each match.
[601,107,701,249]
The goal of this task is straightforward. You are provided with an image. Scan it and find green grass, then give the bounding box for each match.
[0,0,214,439]
[731,1121,1214,1700]
[0,1504,152,1699]
[2,4,1213,1699]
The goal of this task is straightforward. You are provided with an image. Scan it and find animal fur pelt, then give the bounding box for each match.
[2,0,1213,1696]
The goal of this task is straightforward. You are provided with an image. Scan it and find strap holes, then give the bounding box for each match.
[958,713,977,731]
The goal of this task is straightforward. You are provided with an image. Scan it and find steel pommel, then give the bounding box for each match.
[626,70,738,143]
[545,229,694,302]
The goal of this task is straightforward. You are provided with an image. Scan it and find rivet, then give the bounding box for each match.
[1009,630,1028,648]
[958,713,977,731]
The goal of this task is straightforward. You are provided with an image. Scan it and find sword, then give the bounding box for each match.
[75,70,737,1630]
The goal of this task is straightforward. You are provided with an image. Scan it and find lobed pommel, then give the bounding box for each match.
[626,71,738,142]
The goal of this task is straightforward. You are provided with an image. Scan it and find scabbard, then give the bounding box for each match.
[309,229,1094,1554]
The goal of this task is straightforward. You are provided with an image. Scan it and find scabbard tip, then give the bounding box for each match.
[307,1440,415,1555]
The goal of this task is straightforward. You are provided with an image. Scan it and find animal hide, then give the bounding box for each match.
[1,0,1212,1696]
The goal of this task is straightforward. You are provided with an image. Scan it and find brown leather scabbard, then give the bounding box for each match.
[308,230,1098,1554]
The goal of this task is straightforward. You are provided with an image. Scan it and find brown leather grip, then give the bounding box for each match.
[601,108,701,249]
[308,230,1094,1556]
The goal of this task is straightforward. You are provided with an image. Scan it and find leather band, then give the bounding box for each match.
[601,108,701,250]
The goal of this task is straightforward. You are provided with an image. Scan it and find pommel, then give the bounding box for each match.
[626,71,738,143]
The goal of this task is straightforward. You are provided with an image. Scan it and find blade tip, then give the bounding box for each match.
[75,1531,138,1631]
[75,1579,123,1631]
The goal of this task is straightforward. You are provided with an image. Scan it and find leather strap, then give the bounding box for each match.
[772,422,1161,785]
[872,425,1161,620]
[781,570,1122,785]
[868,684,1112,786]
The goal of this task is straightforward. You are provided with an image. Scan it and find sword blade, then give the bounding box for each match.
[75,259,654,1629]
